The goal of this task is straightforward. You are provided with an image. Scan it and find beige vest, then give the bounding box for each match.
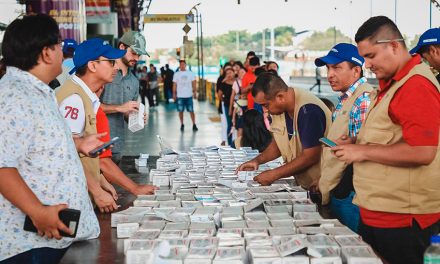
[353,63,440,214]
[319,83,374,204]
[271,88,332,189]
[56,79,101,183]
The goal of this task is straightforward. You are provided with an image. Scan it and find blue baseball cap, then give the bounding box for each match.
[410,28,440,54]
[62,39,77,54]
[69,38,126,75]
[315,43,364,67]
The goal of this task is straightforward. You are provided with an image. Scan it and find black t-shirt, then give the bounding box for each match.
[219,82,233,106]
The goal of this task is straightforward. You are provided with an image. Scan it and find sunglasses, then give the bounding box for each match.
[93,59,116,66]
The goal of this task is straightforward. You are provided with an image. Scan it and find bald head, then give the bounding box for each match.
[355,16,406,49]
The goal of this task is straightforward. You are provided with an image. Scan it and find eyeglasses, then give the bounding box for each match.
[376,38,405,44]
[93,59,116,66]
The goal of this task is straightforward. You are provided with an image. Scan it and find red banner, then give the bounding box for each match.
[26,0,86,42]
[85,0,111,24]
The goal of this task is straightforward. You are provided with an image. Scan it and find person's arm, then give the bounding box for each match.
[236,139,281,172]
[229,89,236,115]
[192,79,197,98]
[0,168,72,239]
[173,82,177,101]
[100,157,157,195]
[332,143,437,166]
[73,133,107,156]
[255,146,321,185]
[100,101,139,114]
[85,170,118,213]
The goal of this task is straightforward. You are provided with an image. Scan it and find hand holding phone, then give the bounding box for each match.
[319,137,337,148]
[88,137,120,157]
[24,205,80,238]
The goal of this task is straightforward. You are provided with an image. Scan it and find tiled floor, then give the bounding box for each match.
[123,100,223,156]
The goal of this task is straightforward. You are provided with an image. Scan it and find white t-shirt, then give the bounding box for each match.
[173,70,195,98]
[58,75,100,135]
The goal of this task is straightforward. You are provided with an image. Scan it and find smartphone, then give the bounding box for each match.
[88,137,119,157]
[24,208,81,238]
[319,137,337,148]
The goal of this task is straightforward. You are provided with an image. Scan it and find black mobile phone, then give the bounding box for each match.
[24,208,81,238]
[319,137,337,148]
[88,137,120,157]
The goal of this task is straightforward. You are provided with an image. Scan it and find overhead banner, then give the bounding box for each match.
[26,0,86,42]
[144,14,194,24]
[85,0,111,24]
[114,0,132,35]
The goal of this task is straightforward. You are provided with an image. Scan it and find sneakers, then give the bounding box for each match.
[181,124,198,131]
[192,124,198,131]
[180,124,184,131]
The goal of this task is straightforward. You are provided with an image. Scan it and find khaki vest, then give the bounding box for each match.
[319,83,374,204]
[353,63,440,214]
[270,88,332,189]
[56,79,101,183]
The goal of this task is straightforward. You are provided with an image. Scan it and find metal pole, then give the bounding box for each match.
[394,0,397,24]
[236,31,239,51]
[195,11,201,100]
[430,0,432,28]
[262,29,266,61]
[200,13,205,100]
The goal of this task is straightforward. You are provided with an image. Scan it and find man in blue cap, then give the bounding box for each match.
[57,38,126,213]
[56,38,78,86]
[316,43,373,232]
[410,28,440,83]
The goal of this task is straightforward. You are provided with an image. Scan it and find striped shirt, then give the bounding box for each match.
[332,77,371,137]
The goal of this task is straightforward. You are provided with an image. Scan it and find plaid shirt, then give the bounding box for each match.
[332,77,371,137]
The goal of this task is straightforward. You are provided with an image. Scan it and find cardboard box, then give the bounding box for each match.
[128,103,145,132]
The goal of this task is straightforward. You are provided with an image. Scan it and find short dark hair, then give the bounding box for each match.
[2,14,60,71]
[252,72,288,99]
[75,64,88,77]
[247,51,256,58]
[355,16,405,48]
[418,44,440,55]
[347,61,364,78]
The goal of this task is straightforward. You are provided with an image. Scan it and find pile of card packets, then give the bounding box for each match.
[111,147,382,264]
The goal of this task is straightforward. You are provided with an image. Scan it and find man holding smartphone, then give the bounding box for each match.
[333,17,440,264]
[315,43,372,232]
[0,14,101,263]
[57,38,126,213]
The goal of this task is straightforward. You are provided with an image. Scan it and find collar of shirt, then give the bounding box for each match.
[339,77,367,101]
[378,54,422,92]
[7,66,54,97]
[71,74,100,114]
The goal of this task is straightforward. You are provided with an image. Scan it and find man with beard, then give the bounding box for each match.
[100,31,149,163]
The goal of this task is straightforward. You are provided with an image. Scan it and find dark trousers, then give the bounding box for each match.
[1,247,69,264]
[359,219,440,264]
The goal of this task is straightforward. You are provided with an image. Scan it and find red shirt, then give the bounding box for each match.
[360,54,440,229]
[96,106,112,158]
[241,70,256,109]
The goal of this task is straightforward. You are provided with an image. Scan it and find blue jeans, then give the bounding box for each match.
[330,191,360,232]
[1,247,69,264]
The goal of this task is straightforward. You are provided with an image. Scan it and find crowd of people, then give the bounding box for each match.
[0,12,439,264]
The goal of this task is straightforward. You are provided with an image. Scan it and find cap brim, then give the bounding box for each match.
[409,44,421,55]
[315,55,345,67]
[102,47,127,59]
